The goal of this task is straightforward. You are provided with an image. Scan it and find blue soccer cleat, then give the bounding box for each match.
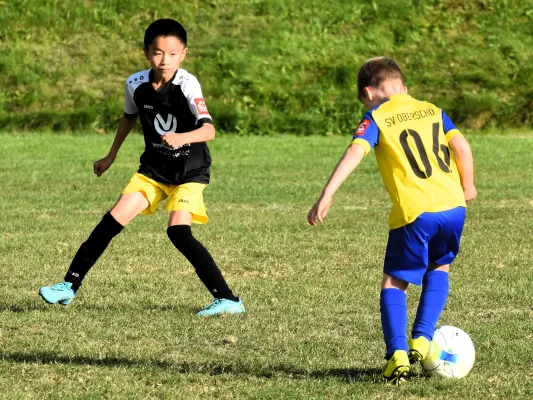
[196,297,246,316]
[39,282,76,305]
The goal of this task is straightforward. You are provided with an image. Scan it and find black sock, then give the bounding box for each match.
[64,212,124,289]
[167,225,238,301]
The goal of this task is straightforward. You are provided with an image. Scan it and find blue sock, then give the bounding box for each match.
[412,270,449,341]
[380,288,409,357]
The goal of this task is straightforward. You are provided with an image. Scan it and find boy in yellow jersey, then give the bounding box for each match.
[39,19,244,317]
[308,57,476,384]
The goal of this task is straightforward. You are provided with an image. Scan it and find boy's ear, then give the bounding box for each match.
[143,47,149,60]
[180,47,189,62]
[364,87,374,101]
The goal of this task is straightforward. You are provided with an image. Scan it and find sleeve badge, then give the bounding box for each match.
[194,98,210,115]
[354,119,371,136]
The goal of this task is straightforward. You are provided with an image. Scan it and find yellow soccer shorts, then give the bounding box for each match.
[122,173,208,224]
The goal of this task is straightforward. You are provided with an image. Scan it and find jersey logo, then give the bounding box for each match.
[154,113,177,136]
[354,119,370,136]
[194,98,209,115]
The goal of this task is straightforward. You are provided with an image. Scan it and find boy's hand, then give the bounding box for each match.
[93,155,115,177]
[307,194,332,226]
[464,185,477,204]
[162,132,188,149]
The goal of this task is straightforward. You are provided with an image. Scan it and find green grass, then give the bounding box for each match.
[0,132,532,398]
[1,0,533,133]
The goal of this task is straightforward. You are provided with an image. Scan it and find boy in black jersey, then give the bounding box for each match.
[39,19,245,316]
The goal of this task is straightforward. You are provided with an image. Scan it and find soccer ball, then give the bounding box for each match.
[421,325,475,379]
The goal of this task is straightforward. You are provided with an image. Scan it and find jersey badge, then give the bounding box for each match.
[355,119,371,136]
[194,98,209,115]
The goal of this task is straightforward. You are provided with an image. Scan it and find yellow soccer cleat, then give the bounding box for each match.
[408,336,431,364]
[383,350,410,385]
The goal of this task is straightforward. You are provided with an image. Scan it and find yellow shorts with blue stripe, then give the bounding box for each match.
[122,173,208,224]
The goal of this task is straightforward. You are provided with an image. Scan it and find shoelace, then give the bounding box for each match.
[51,283,70,291]
[205,299,223,310]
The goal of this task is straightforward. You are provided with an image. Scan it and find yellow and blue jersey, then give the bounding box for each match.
[352,94,465,229]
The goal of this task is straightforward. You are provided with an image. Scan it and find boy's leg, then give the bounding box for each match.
[381,274,410,383]
[167,210,239,302]
[65,193,149,287]
[409,264,450,361]
[381,274,410,356]
[410,206,465,361]
[381,216,435,382]
[165,183,244,316]
[39,193,148,304]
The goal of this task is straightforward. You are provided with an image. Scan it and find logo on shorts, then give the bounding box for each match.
[354,119,370,137]
[154,113,177,136]
[194,98,209,115]
[178,199,189,203]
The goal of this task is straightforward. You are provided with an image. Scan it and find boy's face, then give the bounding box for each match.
[144,36,188,80]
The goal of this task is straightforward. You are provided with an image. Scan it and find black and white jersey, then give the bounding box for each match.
[124,68,213,185]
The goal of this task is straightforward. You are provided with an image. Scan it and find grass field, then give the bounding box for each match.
[1,132,532,399]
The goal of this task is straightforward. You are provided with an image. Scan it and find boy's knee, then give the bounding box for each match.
[111,192,149,225]
[110,208,137,226]
[428,263,450,272]
[381,273,409,292]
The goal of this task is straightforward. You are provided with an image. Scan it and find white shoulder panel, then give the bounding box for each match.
[173,69,212,124]
[124,69,150,115]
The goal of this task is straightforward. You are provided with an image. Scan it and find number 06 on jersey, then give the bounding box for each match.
[352,94,466,229]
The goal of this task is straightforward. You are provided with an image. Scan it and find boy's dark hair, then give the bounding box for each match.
[144,19,187,49]
[357,57,403,100]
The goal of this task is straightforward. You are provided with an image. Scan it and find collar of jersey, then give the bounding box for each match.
[149,69,179,91]
[388,94,412,102]
[371,94,412,111]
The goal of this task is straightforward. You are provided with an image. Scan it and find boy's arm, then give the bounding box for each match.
[448,134,477,203]
[161,122,215,149]
[94,114,137,177]
[307,143,366,226]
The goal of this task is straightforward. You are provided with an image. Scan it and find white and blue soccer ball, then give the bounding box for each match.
[421,325,475,379]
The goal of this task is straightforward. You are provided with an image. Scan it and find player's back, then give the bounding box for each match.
[369,94,465,229]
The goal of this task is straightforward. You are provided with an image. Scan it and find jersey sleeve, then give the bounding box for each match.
[123,81,138,117]
[442,110,462,142]
[180,75,213,125]
[351,112,379,155]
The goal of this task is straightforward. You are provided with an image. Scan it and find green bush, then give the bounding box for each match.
[1,0,532,134]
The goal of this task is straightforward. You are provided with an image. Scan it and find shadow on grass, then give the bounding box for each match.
[73,303,212,316]
[0,351,382,383]
[0,299,248,318]
[0,299,197,314]
[0,303,48,313]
